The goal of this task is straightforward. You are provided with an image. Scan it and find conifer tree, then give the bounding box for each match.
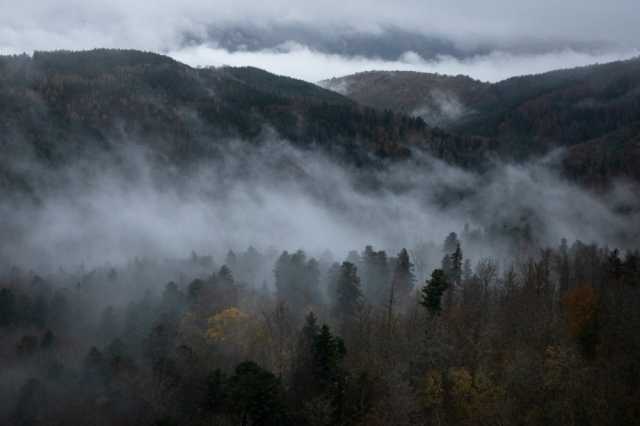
[420,269,449,317]
[334,262,362,324]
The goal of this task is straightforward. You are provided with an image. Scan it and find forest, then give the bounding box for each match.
[0,49,639,426]
[1,232,639,425]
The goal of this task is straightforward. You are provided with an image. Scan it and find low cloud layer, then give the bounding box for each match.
[2,1,640,82]
[170,43,640,82]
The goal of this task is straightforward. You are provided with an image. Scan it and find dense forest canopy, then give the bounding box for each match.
[0,49,639,426]
[1,236,639,425]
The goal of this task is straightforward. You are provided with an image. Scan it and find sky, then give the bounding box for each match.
[2,1,639,81]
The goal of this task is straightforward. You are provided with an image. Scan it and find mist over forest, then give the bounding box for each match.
[1,4,640,424]
[3,135,639,272]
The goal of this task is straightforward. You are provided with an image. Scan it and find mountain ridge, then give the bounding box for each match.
[2,49,639,190]
[321,56,640,185]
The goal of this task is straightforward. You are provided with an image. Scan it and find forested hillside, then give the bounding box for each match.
[325,58,640,184]
[0,49,430,170]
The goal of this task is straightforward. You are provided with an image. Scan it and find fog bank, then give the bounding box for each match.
[1,140,638,272]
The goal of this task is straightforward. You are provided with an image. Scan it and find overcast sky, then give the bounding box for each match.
[2,0,639,81]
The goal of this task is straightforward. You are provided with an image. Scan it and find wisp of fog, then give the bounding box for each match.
[1,138,638,273]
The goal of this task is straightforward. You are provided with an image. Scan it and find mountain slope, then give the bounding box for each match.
[324,58,640,183]
[2,49,502,200]
[0,49,438,170]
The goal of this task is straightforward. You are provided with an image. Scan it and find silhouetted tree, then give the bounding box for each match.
[420,269,449,317]
[227,361,288,426]
[334,262,362,326]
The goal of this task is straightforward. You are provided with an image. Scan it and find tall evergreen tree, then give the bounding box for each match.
[420,269,449,317]
[275,250,320,311]
[334,262,362,324]
[392,248,416,299]
[291,312,320,404]
[362,246,390,305]
[443,232,460,254]
[313,325,347,396]
[450,243,463,286]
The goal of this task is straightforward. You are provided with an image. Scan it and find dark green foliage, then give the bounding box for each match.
[313,325,347,391]
[187,278,206,304]
[290,315,348,423]
[144,322,174,367]
[226,361,288,426]
[291,311,320,400]
[0,287,16,326]
[421,269,449,316]
[205,369,228,413]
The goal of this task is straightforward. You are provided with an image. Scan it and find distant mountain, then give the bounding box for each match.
[323,58,640,185]
[320,71,490,127]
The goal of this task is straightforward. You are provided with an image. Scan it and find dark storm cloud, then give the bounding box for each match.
[3,0,640,50]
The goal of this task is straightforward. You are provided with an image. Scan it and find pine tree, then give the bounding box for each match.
[362,246,390,304]
[274,250,319,311]
[463,258,473,282]
[420,269,449,317]
[227,361,287,426]
[451,244,463,285]
[313,325,346,391]
[443,232,460,254]
[292,312,320,401]
[218,265,235,288]
[334,262,362,324]
[392,248,416,299]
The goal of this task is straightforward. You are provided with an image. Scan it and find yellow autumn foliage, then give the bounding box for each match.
[206,307,250,342]
[418,367,505,425]
[418,369,444,409]
[449,367,474,398]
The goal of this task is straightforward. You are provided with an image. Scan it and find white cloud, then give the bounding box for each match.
[169,43,640,82]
